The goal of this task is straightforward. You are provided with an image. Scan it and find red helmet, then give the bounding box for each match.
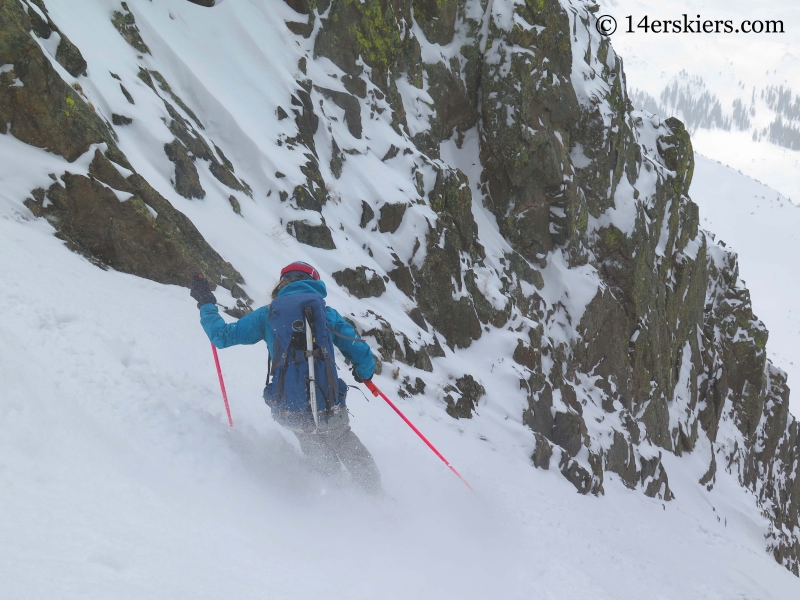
[280,261,320,281]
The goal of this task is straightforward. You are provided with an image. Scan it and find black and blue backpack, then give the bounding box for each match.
[263,293,347,429]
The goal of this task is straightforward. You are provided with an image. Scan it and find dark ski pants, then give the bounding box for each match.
[294,426,382,495]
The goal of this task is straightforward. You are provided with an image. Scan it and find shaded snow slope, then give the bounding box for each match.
[691,155,800,412]
[2,211,799,598]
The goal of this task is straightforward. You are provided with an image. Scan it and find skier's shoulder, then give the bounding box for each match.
[237,305,270,336]
[238,305,268,320]
[251,305,269,320]
[324,305,347,328]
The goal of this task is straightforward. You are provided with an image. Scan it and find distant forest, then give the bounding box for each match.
[631,75,800,151]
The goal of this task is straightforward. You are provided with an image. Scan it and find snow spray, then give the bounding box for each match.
[211,344,234,427]
[364,380,473,491]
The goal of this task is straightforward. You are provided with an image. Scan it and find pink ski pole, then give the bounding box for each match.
[364,380,472,491]
[211,344,233,427]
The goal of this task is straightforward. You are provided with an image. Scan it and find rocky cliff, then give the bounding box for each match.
[2,0,797,574]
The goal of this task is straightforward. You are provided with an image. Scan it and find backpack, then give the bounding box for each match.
[263,292,347,430]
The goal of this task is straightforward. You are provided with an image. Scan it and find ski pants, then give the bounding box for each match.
[294,425,382,495]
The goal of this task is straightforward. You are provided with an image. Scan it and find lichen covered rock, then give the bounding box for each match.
[444,375,486,419]
[333,266,386,298]
[3,0,250,314]
[288,219,336,249]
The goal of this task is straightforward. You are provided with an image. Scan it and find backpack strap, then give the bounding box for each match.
[265,337,281,386]
[274,347,289,403]
[265,305,274,386]
[328,327,362,343]
[320,346,337,413]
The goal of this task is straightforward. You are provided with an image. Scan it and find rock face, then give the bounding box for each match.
[17,0,87,77]
[1,0,251,315]
[136,67,252,200]
[333,267,386,298]
[444,375,486,419]
[112,3,151,55]
[299,0,799,573]
[288,219,336,249]
[1,1,114,162]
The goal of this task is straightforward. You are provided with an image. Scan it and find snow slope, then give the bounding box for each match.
[599,0,800,202]
[691,154,800,412]
[3,200,800,599]
[2,0,800,596]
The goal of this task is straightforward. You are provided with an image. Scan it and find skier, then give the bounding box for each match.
[190,262,382,494]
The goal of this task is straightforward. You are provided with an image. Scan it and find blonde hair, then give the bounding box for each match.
[271,278,291,299]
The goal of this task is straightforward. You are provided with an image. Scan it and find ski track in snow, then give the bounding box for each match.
[1,0,799,597]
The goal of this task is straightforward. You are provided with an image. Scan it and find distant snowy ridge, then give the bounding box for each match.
[598,0,800,203]
[631,73,800,153]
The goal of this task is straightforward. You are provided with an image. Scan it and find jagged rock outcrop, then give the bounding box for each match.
[479,0,582,261]
[333,266,387,298]
[1,1,119,163]
[112,3,151,55]
[703,241,800,573]
[1,0,251,315]
[135,66,252,199]
[444,375,486,419]
[360,312,441,373]
[291,0,799,572]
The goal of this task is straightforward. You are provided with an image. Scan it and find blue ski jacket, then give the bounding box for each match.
[199,279,376,380]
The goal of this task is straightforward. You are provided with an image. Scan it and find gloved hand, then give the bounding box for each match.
[351,365,370,384]
[190,272,217,308]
